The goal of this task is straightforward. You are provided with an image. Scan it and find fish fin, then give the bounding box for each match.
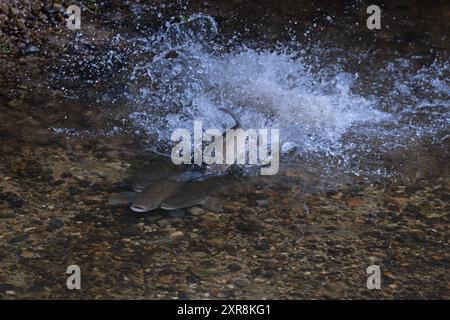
[107,192,136,206]
[143,145,172,159]
[130,199,160,212]
[160,192,204,211]
[162,175,232,211]
[219,107,244,130]
[130,204,154,213]
[200,196,225,212]
[159,203,182,210]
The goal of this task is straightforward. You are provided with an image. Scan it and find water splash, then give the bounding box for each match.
[52,13,449,178]
[127,14,391,158]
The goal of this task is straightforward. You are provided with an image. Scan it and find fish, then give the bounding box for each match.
[130,177,184,213]
[130,167,205,213]
[130,163,199,192]
[218,107,244,130]
[140,107,244,162]
[200,196,226,212]
[201,107,246,177]
[130,163,179,192]
[128,107,244,213]
[160,175,233,210]
[131,172,166,193]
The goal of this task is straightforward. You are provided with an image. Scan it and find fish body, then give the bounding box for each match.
[130,178,183,213]
[126,108,244,213]
[218,107,244,130]
[160,175,232,210]
[131,164,199,192]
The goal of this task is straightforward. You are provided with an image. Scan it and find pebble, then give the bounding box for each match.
[119,225,141,237]
[47,217,64,231]
[188,207,204,216]
[228,263,242,272]
[157,219,170,227]
[170,231,184,238]
[145,215,160,223]
[256,199,268,206]
[431,255,445,262]
[0,192,25,208]
[158,274,173,284]
[7,99,23,108]
[233,278,250,287]
[24,44,39,54]
[201,211,220,221]
[389,284,398,289]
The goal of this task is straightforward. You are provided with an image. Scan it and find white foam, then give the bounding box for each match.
[127,14,390,156]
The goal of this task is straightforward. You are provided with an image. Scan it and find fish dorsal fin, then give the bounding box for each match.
[219,107,244,130]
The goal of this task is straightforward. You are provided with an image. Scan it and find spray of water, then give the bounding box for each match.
[53,13,449,177]
[127,14,391,156]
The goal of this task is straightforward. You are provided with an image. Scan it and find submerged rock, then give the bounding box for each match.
[169,231,184,238]
[47,217,64,231]
[119,225,141,237]
[23,44,39,54]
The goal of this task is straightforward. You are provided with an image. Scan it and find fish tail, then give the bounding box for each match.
[219,107,244,129]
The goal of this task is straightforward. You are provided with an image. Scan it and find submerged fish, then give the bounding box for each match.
[130,177,183,212]
[160,175,233,210]
[130,172,232,213]
[218,107,244,130]
[131,171,168,193]
[130,164,184,192]
[125,108,244,213]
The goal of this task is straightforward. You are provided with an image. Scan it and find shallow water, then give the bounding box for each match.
[1,0,449,300]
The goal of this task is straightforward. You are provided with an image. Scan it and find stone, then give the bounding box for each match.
[24,44,39,54]
[47,217,64,231]
[256,199,268,207]
[7,99,23,108]
[119,225,141,237]
[228,263,242,272]
[233,278,250,287]
[170,231,184,238]
[201,211,220,222]
[346,198,364,208]
[188,207,204,216]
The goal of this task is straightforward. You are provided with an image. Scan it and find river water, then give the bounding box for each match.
[1,1,448,299]
[51,12,449,184]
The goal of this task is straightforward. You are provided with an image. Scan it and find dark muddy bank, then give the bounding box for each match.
[0,1,449,299]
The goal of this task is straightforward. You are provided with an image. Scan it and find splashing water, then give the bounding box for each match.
[127,14,392,155]
[55,13,450,177]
